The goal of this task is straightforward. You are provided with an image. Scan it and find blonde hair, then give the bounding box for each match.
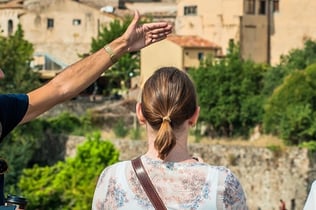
[141,67,197,159]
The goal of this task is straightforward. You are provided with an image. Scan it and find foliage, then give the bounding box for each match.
[1,112,94,195]
[280,39,316,71]
[45,112,82,133]
[266,145,282,158]
[90,16,139,95]
[190,123,202,143]
[18,132,119,210]
[263,64,316,145]
[227,154,238,166]
[130,125,141,140]
[262,39,316,97]
[113,118,129,138]
[299,141,316,152]
[0,119,46,194]
[189,42,266,137]
[0,24,40,93]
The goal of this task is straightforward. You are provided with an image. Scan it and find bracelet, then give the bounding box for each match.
[104,44,118,64]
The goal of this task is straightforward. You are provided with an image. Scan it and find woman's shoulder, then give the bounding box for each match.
[98,160,130,178]
[102,160,129,172]
[206,165,241,184]
[201,163,232,175]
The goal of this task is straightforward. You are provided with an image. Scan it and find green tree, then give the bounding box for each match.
[1,112,94,195]
[263,63,316,145]
[189,42,266,137]
[262,39,316,97]
[0,24,40,93]
[90,17,139,96]
[18,132,119,209]
[280,39,316,70]
[0,119,46,195]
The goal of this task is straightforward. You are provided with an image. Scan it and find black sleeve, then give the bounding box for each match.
[0,94,29,142]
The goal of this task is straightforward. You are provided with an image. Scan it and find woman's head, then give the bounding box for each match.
[139,67,198,159]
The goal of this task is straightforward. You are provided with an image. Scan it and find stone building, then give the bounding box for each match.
[0,0,119,78]
[175,0,243,58]
[175,0,316,65]
[140,34,221,85]
[0,0,176,79]
[241,0,316,65]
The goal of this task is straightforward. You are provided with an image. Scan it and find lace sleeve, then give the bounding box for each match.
[217,167,248,210]
[92,167,110,210]
[92,162,130,210]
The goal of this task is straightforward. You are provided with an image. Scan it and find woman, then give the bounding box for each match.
[0,11,172,206]
[92,67,248,209]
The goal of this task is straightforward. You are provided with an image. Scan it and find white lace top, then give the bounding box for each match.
[92,155,248,210]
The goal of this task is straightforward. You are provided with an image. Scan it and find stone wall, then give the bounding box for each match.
[52,100,315,209]
[98,139,314,210]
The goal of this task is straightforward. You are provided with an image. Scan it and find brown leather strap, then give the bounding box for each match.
[131,156,167,210]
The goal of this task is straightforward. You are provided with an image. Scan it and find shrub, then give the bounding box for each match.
[189,42,266,138]
[130,125,142,140]
[299,141,316,152]
[113,118,128,138]
[263,64,316,145]
[266,145,282,158]
[18,132,119,209]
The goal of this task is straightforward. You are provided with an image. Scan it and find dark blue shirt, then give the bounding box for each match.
[0,94,28,205]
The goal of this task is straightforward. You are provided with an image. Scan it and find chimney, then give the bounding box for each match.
[118,0,126,9]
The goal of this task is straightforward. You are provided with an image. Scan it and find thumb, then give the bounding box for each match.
[130,10,140,26]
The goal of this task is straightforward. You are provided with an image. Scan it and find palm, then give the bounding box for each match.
[123,11,172,52]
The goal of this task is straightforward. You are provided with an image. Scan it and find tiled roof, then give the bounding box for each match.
[0,0,23,9]
[80,0,176,19]
[79,0,120,9]
[125,2,176,15]
[167,35,220,49]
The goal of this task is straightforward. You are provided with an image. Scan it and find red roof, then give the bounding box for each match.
[0,0,23,9]
[167,34,220,49]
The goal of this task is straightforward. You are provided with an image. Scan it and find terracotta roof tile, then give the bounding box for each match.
[0,0,23,9]
[167,35,220,49]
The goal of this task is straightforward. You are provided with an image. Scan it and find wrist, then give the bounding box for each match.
[105,37,128,63]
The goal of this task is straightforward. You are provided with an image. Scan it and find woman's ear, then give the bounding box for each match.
[189,106,200,126]
[136,102,146,124]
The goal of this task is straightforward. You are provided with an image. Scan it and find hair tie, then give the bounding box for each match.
[162,116,171,123]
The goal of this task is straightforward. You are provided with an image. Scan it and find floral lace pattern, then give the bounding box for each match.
[92,155,248,210]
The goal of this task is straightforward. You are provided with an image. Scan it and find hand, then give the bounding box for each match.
[122,10,173,52]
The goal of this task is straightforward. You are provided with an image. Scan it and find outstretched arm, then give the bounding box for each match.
[21,11,172,124]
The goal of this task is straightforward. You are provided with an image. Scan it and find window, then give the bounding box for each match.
[273,0,279,12]
[198,52,204,60]
[184,5,197,16]
[47,18,54,29]
[245,0,255,15]
[7,19,13,36]
[72,19,81,26]
[259,0,266,15]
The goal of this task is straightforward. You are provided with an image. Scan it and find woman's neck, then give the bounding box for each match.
[145,123,194,162]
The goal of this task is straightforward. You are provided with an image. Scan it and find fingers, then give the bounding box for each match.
[146,31,169,45]
[146,26,172,42]
[144,22,172,45]
[149,36,167,44]
[144,22,173,31]
[149,26,172,34]
[148,32,168,40]
[144,23,173,41]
